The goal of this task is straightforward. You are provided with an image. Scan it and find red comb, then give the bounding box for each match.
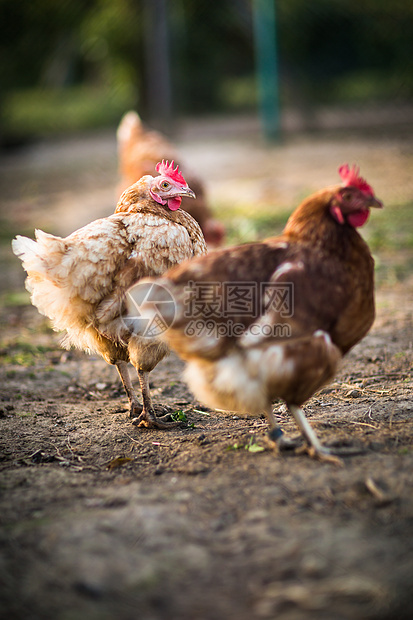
[338,164,374,197]
[155,160,186,185]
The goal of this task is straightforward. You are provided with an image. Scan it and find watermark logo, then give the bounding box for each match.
[183,281,260,318]
[183,281,293,319]
[263,282,293,317]
[184,318,291,339]
[123,280,294,339]
[124,282,176,337]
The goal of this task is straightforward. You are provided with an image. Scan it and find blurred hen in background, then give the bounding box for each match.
[117,111,226,247]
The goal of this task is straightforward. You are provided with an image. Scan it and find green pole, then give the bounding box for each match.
[252,0,280,140]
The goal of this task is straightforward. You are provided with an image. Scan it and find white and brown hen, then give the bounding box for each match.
[12,161,207,429]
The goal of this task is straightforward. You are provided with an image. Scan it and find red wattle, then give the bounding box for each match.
[167,197,182,211]
[347,209,370,228]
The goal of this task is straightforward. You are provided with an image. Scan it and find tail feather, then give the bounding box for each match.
[12,234,49,283]
[12,232,77,332]
[12,231,66,275]
[12,231,123,354]
[12,234,36,255]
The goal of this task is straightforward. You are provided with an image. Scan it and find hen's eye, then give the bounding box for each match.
[161,181,170,189]
[342,192,352,201]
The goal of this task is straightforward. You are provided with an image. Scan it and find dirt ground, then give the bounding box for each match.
[0,118,413,620]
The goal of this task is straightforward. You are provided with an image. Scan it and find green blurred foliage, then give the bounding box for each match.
[169,1,254,112]
[79,0,143,92]
[0,0,142,139]
[0,0,85,90]
[0,0,412,140]
[3,85,135,139]
[277,0,413,104]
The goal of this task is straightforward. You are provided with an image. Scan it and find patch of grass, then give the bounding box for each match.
[219,203,291,245]
[3,84,136,140]
[58,370,72,378]
[363,202,413,253]
[171,409,187,423]
[171,409,195,428]
[0,340,54,367]
[245,436,265,453]
[363,201,413,283]
[0,291,31,307]
[227,436,265,453]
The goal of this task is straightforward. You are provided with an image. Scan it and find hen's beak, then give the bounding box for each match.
[180,186,196,200]
[366,196,383,209]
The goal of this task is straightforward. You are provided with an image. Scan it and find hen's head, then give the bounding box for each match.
[329,164,383,228]
[150,160,196,211]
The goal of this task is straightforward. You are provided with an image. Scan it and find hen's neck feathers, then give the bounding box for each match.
[115,176,153,213]
[114,175,203,238]
[281,186,369,258]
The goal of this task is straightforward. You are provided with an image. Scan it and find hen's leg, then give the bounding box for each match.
[115,361,142,418]
[288,405,342,465]
[265,407,299,451]
[132,370,181,430]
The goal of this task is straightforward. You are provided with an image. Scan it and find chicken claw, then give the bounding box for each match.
[131,370,182,430]
[300,444,344,466]
[131,408,181,430]
[266,406,343,465]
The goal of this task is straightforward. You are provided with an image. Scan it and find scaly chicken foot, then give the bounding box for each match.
[131,405,179,429]
[288,405,343,466]
[132,370,181,430]
[116,362,179,428]
[132,411,180,430]
[265,406,342,465]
